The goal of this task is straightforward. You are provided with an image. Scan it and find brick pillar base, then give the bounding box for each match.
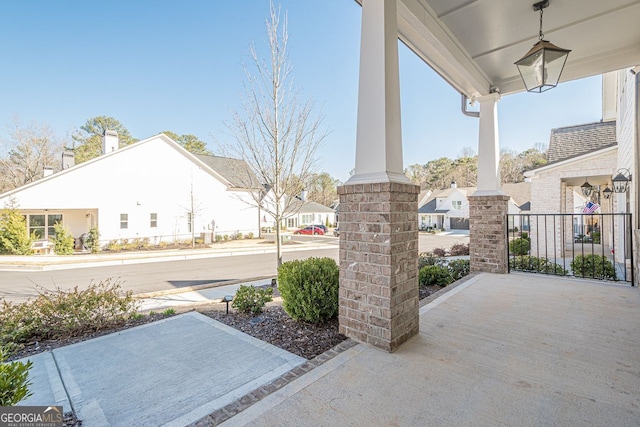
[337,182,420,352]
[469,194,510,274]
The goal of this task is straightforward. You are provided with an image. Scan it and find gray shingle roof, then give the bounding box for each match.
[194,154,262,189]
[546,121,617,164]
[285,198,335,215]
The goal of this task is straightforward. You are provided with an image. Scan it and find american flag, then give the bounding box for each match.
[583,201,600,214]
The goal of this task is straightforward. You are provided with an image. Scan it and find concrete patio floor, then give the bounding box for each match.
[224,273,640,426]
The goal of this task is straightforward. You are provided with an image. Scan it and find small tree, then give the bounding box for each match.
[0,201,32,255]
[85,227,101,253]
[223,2,328,267]
[53,223,74,255]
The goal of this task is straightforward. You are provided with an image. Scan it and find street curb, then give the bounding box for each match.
[0,243,335,272]
[134,276,276,299]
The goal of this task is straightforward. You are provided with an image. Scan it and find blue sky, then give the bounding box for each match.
[0,0,602,183]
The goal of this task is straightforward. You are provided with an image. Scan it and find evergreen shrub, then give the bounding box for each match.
[53,223,74,255]
[0,346,32,406]
[277,257,339,323]
[231,285,273,315]
[571,254,616,280]
[0,206,32,255]
[509,237,531,256]
[419,265,452,287]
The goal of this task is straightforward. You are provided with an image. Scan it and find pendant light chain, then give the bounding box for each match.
[538,7,544,40]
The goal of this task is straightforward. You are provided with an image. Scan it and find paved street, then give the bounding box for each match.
[0,232,468,303]
[0,248,337,303]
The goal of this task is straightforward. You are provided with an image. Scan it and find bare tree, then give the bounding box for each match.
[0,118,62,193]
[223,2,327,266]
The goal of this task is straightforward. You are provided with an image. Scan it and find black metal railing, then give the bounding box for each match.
[507,213,634,285]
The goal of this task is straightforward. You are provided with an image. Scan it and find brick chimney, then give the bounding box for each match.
[103,130,119,154]
[451,181,457,188]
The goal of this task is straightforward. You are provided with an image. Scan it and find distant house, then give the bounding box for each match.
[419,182,529,231]
[0,133,261,247]
[525,120,617,215]
[282,199,336,229]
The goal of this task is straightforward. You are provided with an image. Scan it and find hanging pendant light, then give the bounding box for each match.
[515,0,571,93]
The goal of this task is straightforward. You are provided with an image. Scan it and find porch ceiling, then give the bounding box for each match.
[379,0,640,97]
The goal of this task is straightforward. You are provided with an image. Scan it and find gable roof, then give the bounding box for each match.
[417,183,530,213]
[546,121,617,164]
[287,199,335,214]
[194,154,262,189]
[0,134,259,199]
[418,198,448,214]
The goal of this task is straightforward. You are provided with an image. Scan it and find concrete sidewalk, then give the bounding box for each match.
[223,273,640,426]
[19,312,305,426]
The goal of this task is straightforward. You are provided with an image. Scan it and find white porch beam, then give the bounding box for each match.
[348,0,410,185]
[474,93,503,195]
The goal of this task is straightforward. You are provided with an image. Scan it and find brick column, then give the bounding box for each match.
[469,194,510,273]
[337,182,420,352]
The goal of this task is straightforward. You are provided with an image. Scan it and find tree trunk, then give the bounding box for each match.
[275,222,283,267]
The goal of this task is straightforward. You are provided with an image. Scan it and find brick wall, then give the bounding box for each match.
[337,182,420,352]
[469,194,510,273]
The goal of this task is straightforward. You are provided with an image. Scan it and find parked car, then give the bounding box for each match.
[311,224,328,233]
[333,227,340,237]
[294,226,325,235]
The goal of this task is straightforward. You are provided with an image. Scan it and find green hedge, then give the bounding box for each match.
[509,237,531,256]
[509,255,568,275]
[571,254,616,280]
[277,257,339,323]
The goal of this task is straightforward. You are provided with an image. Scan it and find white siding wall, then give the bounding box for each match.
[0,137,259,245]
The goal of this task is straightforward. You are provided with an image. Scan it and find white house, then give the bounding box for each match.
[259,197,336,231]
[0,133,261,247]
[418,182,528,230]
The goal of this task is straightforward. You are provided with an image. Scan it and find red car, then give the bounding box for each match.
[294,226,325,235]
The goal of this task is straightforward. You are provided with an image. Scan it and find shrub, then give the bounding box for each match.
[53,223,74,255]
[232,285,273,315]
[0,278,138,355]
[447,259,470,281]
[450,243,469,256]
[215,234,223,243]
[0,346,33,406]
[0,205,32,255]
[432,247,447,257]
[419,265,452,287]
[509,255,568,275]
[245,232,254,239]
[509,237,531,256]
[418,253,442,270]
[571,254,616,280]
[278,257,339,323]
[85,227,101,253]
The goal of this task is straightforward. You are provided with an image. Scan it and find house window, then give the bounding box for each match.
[287,218,297,228]
[150,213,157,228]
[301,214,313,225]
[120,214,128,229]
[48,214,62,237]
[187,213,192,233]
[452,201,462,209]
[28,214,63,239]
[29,215,45,239]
